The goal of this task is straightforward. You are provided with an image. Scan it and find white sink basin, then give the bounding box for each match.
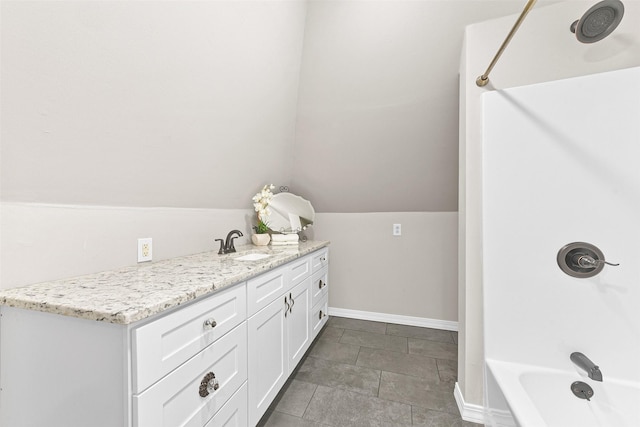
[235,253,271,261]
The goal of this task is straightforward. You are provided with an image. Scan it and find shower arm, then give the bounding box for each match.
[476,0,538,87]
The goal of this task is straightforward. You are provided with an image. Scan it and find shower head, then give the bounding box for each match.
[570,0,625,43]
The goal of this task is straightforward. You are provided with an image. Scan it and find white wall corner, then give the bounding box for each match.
[454,382,486,425]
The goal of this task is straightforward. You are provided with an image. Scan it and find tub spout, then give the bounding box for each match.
[570,352,603,382]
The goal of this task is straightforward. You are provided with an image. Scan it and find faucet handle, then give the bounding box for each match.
[215,239,224,255]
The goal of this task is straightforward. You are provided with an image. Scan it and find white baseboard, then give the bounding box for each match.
[454,382,486,425]
[327,307,458,331]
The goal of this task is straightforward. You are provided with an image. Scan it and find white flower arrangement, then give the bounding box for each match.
[252,184,275,220]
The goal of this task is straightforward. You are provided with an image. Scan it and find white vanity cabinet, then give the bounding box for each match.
[0,243,329,427]
[246,255,314,426]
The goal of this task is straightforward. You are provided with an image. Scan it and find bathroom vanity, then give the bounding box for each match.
[0,241,329,427]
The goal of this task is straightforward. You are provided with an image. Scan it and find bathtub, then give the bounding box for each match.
[485,359,640,427]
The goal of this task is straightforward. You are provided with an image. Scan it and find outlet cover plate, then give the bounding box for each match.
[138,238,152,263]
[393,224,401,236]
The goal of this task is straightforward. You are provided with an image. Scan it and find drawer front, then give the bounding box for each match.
[247,264,288,316]
[133,284,246,393]
[311,248,329,273]
[204,382,247,427]
[311,294,329,340]
[134,323,248,427]
[310,267,329,309]
[288,255,312,286]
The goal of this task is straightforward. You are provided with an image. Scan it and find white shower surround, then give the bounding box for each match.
[482,66,640,426]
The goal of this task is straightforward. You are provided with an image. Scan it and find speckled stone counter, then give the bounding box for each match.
[0,241,329,325]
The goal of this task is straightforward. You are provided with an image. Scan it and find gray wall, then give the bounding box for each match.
[1,2,556,329]
[1,1,305,208]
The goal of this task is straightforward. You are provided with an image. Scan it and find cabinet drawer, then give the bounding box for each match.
[311,248,329,273]
[133,284,246,393]
[204,382,247,427]
[311,294,329,340]
[247,264,288,316]
[134,323,248,427]
[288,255,312,286]
[310,267,329,309]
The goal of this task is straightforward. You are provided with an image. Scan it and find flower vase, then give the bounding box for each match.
[251,233,271,246]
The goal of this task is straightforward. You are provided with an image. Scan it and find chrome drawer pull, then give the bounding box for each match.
[203,318,217,329]
[289,293,294,313]
[318,280,323,289]
[199,372,219,397]
[284,296,290,317]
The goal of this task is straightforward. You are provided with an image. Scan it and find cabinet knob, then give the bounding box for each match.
[203,318,217,329]
[199,372,219,397]
[320,256,326,262]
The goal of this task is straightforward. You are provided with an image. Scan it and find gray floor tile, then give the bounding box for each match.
[293,355,381,396]
[304,385,412,426]
[340,329,408,353]
[327,316,387,334]
[436,359,458,383]
[309,339,360,364]
[262,319,463,427]
[378,371,458,415]
[317,325,344,342]
[409,338,458,361]
[386,324,455,344]
[356,347,439,381]
[274,379,317,417]
[259,410,328,427]
[412,407,482,427]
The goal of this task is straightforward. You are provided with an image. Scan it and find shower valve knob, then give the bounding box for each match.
[557,242,619,278]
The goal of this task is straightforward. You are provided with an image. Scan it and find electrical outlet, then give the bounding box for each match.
[138,238,152,263]
[393,224,401,236]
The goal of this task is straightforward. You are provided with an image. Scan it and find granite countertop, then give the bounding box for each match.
[0,240,329,325]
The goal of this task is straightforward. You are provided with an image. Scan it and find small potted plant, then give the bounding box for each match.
[251,184,274,246]
[252,218,271,246]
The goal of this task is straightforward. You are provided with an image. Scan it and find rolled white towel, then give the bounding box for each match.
[270,234,299,243]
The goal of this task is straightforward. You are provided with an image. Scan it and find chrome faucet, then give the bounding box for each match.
[215,230,244,254]
[570,352,603,382]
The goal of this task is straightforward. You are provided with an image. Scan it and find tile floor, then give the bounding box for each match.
[257,316,483,427]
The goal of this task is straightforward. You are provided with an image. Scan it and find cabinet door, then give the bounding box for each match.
[286,277,311,374]
[247,295,288,426]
